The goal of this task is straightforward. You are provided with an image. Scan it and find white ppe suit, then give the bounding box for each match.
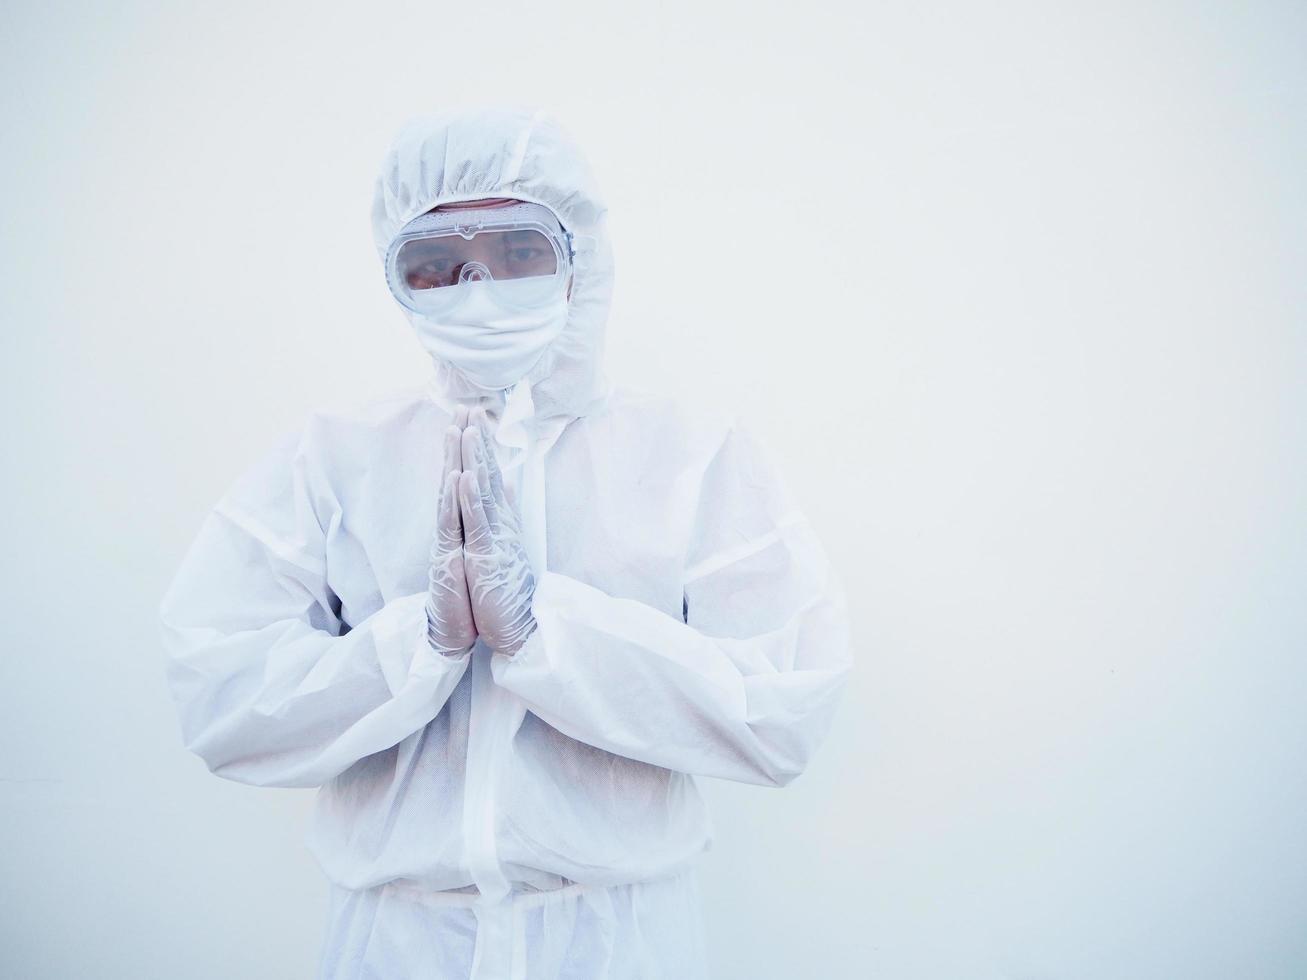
[158,107,853,979]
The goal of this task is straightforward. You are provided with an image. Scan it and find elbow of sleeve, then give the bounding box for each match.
[168,671,338,790]
[185,729,333,789]
[752,745,822,790]
[759,760,806,789]
[753,726,829,788]
[178,721,311,789]
[754,662,852,790]
[208,757,325,790]
[731,733,821,790]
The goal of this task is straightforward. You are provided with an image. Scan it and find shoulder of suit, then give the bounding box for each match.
[593,384,739,449]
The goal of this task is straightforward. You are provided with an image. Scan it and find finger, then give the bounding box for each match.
[460,423,479,473]
[471,408,512,513]
[428,527,468,603]
[470,405,490,442]
[470,408,518,537]
[434,468,463,552]
[476,442,498,521]
[442,423,461,479]
[462,427,501,529]
[458,469,493,554]
[437,422,463,549]
[453,404,470,430]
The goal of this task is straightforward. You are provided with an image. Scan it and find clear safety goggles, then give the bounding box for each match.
[384,201,575,315]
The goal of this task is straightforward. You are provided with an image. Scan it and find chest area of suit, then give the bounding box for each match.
[325,430,694,627]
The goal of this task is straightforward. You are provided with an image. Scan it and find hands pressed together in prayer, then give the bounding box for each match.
[425,405,538,658]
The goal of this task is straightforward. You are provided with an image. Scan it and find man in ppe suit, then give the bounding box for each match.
[158,107,853,979]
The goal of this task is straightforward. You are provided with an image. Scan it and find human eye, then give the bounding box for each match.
[407,262,451,289]
[500,236,555,276]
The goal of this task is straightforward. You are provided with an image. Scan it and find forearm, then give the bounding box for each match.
[490,570,851,787]
[162,590,471,788]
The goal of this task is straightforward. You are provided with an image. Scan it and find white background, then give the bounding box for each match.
[2,1,1305,977]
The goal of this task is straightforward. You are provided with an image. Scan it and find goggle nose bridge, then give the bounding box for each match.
[457,260,494,283]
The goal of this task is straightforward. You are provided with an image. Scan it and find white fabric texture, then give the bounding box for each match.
[158,106,852,979]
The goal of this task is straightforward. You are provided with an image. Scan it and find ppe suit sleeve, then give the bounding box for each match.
[158,428,471,789]
[490,418,852,787]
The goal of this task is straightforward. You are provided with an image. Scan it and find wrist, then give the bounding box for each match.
[426,619,474,659]
[498,616,538,658]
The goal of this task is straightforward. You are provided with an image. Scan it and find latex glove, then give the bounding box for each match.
[457,407,537,657]
[425,406,477,658]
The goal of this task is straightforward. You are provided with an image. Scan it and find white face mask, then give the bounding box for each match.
[406,279,570,390]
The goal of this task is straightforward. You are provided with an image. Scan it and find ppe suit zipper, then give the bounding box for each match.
[462,647,528,979]
[462,649,514,904]
[462,385,551,978]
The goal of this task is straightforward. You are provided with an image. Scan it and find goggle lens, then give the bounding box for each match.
[396,229,560,291]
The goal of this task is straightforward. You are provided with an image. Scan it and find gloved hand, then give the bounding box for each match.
[457,407,537,657]
[425,406,478,658]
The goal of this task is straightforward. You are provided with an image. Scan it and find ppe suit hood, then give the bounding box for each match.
[371,107,616,445]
